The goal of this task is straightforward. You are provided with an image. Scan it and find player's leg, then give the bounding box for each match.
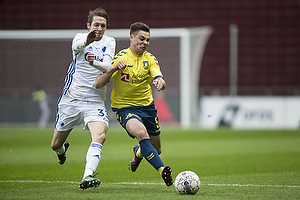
[149,135,173,187]
[144,104,173,186]
[51,129,71,165]
[127,118,173,186]
[148,135,167,178]
[51,96,81,164]
[150,134,162,155]
[79,121,107,190]
[126,118,164,170]
[79,105,108,190]
[83,121,107,178]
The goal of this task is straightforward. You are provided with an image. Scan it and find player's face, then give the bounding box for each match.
[130,30,150,55]
[87,16,107,41]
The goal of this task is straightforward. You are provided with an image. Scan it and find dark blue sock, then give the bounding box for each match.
[139,138,164,170]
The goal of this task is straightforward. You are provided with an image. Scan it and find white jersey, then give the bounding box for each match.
[61,33,116,102]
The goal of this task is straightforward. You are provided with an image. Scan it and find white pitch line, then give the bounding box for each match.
[0,180,299,188]
[113,182,164,185]
[0,180,78,184]
[207,183,300,188]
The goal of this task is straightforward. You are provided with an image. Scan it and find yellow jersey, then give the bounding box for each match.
[110,48,163,108]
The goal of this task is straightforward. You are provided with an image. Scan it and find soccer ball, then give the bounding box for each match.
[174,171,200,195]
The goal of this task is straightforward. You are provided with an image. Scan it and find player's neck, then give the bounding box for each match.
[129,47,143,56]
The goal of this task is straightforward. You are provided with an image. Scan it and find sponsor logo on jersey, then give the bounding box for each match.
[121,73,130,82]
[131,72,150,83]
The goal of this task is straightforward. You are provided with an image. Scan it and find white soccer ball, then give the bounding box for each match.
[174,171,200,195]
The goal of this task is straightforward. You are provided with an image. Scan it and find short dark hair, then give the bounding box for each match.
[87,8,109,26]
[130,22,150,35]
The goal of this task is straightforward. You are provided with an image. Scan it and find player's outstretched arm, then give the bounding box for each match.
[153,77,166,91]
[85,29,98,46]
[94,60,126,89]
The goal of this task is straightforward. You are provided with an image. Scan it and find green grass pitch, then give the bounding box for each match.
[0,126,299,199]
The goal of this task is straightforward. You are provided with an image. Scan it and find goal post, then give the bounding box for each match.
[0,27,213,129]
[179,27,214,129]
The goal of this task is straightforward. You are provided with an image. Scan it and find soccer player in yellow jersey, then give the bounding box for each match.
[94,22,173,186]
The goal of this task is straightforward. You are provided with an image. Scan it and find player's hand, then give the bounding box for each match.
[85,29,97,46]
[153,77,166,91]
[87,53,94,66]
[113,61,127,72]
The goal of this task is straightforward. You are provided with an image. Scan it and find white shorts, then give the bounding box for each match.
[55,95,109,131]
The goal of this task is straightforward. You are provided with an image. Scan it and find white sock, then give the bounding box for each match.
[55,145,65,155]
[83,142,102,179]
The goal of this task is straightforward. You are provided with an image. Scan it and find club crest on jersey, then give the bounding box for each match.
[143,61,149,69]
[121,73,130,82]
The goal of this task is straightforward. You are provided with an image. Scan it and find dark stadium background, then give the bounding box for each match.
[0,0,299,124]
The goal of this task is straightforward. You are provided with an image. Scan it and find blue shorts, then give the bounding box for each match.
[112,102,161,138]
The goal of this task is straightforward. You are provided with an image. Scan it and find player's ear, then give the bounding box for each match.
[129,34,134,41]
[86,22,91,30]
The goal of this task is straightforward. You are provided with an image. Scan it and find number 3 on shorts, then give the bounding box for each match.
[98,109,108,120]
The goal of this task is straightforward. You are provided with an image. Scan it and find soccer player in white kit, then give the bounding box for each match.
[50,8,116,190]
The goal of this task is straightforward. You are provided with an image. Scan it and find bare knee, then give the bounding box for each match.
[98,132,106,144]
[88,121,108,144]
[92,131,107,144]
[135,129,149,141]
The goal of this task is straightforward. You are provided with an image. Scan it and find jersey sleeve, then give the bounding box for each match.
[93,37,116,72]
[149,54,163,79]
[72,33,87,52]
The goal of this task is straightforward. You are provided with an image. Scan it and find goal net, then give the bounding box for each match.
[0,27,213,128]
